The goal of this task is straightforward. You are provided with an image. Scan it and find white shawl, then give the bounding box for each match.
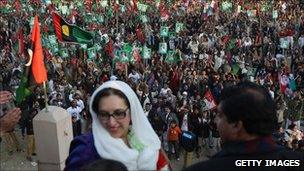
[89,81,161,170]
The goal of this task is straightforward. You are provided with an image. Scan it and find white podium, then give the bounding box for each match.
[33,106,73,171]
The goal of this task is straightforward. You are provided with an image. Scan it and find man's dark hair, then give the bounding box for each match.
[81,159,127,171]
[288,124,296,130]
[219,82,277,136]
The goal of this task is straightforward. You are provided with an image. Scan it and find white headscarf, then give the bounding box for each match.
[89,81,161,170]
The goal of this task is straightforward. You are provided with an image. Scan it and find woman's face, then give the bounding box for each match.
[98,95,131,139]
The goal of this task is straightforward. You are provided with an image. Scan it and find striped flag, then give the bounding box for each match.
[52,12,93,44]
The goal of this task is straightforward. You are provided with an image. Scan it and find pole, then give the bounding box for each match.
[43,81,48,112]
[116,0,119,34]
[125,63,128,78]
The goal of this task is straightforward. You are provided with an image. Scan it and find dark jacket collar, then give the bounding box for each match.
[213,136,283,158]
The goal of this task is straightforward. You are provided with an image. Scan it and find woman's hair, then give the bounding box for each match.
[92,88,130,114]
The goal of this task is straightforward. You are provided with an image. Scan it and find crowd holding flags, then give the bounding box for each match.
[1,0,302,127]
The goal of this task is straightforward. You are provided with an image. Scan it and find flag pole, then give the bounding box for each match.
[43,81,49,112]
[125,63,128,78]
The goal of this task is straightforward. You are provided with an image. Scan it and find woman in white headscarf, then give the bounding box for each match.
[65,80,169,171]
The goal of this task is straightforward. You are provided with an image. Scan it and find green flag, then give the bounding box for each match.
[119,51,130,63]
[80,44,87,49]
[138,3,148,12]
[247,67,257,77]
[273,10,278,19]
[159,42,167,54]
[227,38,237,50]
[165,50,175,63]
[15,76,31,105]
[101,0,108,7]
[231,64,240,75]
[87,47,97,60]
[123,43,133,57]
[59,48,69,58]
[30,17,35,27]
[289,76,297,91]
[160,26,169,37]
[49,35,57,45]
[51,44,59,54]
[107,8,113,18]
[120,5,126,13]
[169,32,176,38]
[175,23,183,33]
[95,43,102,51]
[221,1,232,12]
[61,5,69,15]
[140,15,148,23]
[142,46,151,59]
[261,3,271,12]
[280,38,289,49]
[98,15,105,23]
[52,12,94,44]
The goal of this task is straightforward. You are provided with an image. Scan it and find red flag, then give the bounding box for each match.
[18,28,24,57]
[113,1,120,12]
[136,26,145,44]
[132,49,141,63]
[104,39,114,58]
[133,0,138,12]
[31,16,47,84]
[203,90,217,110]
[278,72,289,93]
[159,4,169,20]
[14,0,21,12]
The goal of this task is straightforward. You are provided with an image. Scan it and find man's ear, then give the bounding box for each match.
[232,120,243,133]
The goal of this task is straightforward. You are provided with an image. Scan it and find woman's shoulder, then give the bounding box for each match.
[65,132,100,171]
[157,149,171,171]
[69,132,95,150]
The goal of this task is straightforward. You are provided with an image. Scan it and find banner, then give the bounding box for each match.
[49,35,57,45]
[138,3,148,12]
[140,15,148,23]
[52,12,94,44]
[221,1,232,12]
[160,26,169,37]
[165,50,176,63]
[119,51,130,63]
[50,44,59,54]
[159,42,167,54]
[231,64,240,75]
[272,10,278,19]
[175,23,183,33]
[59,48,69,58]
[101,0,108,7]
[142,46,151,59]
[237,5,242,13]
[87,47,97,60]
[94,43,102,51]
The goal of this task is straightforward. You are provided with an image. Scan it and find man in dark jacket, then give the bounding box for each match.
[184,82,304,171]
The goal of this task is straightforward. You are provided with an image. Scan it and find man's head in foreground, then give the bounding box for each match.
[215,82,277,143]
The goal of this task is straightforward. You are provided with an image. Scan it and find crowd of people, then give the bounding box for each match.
[0,0,304,169]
